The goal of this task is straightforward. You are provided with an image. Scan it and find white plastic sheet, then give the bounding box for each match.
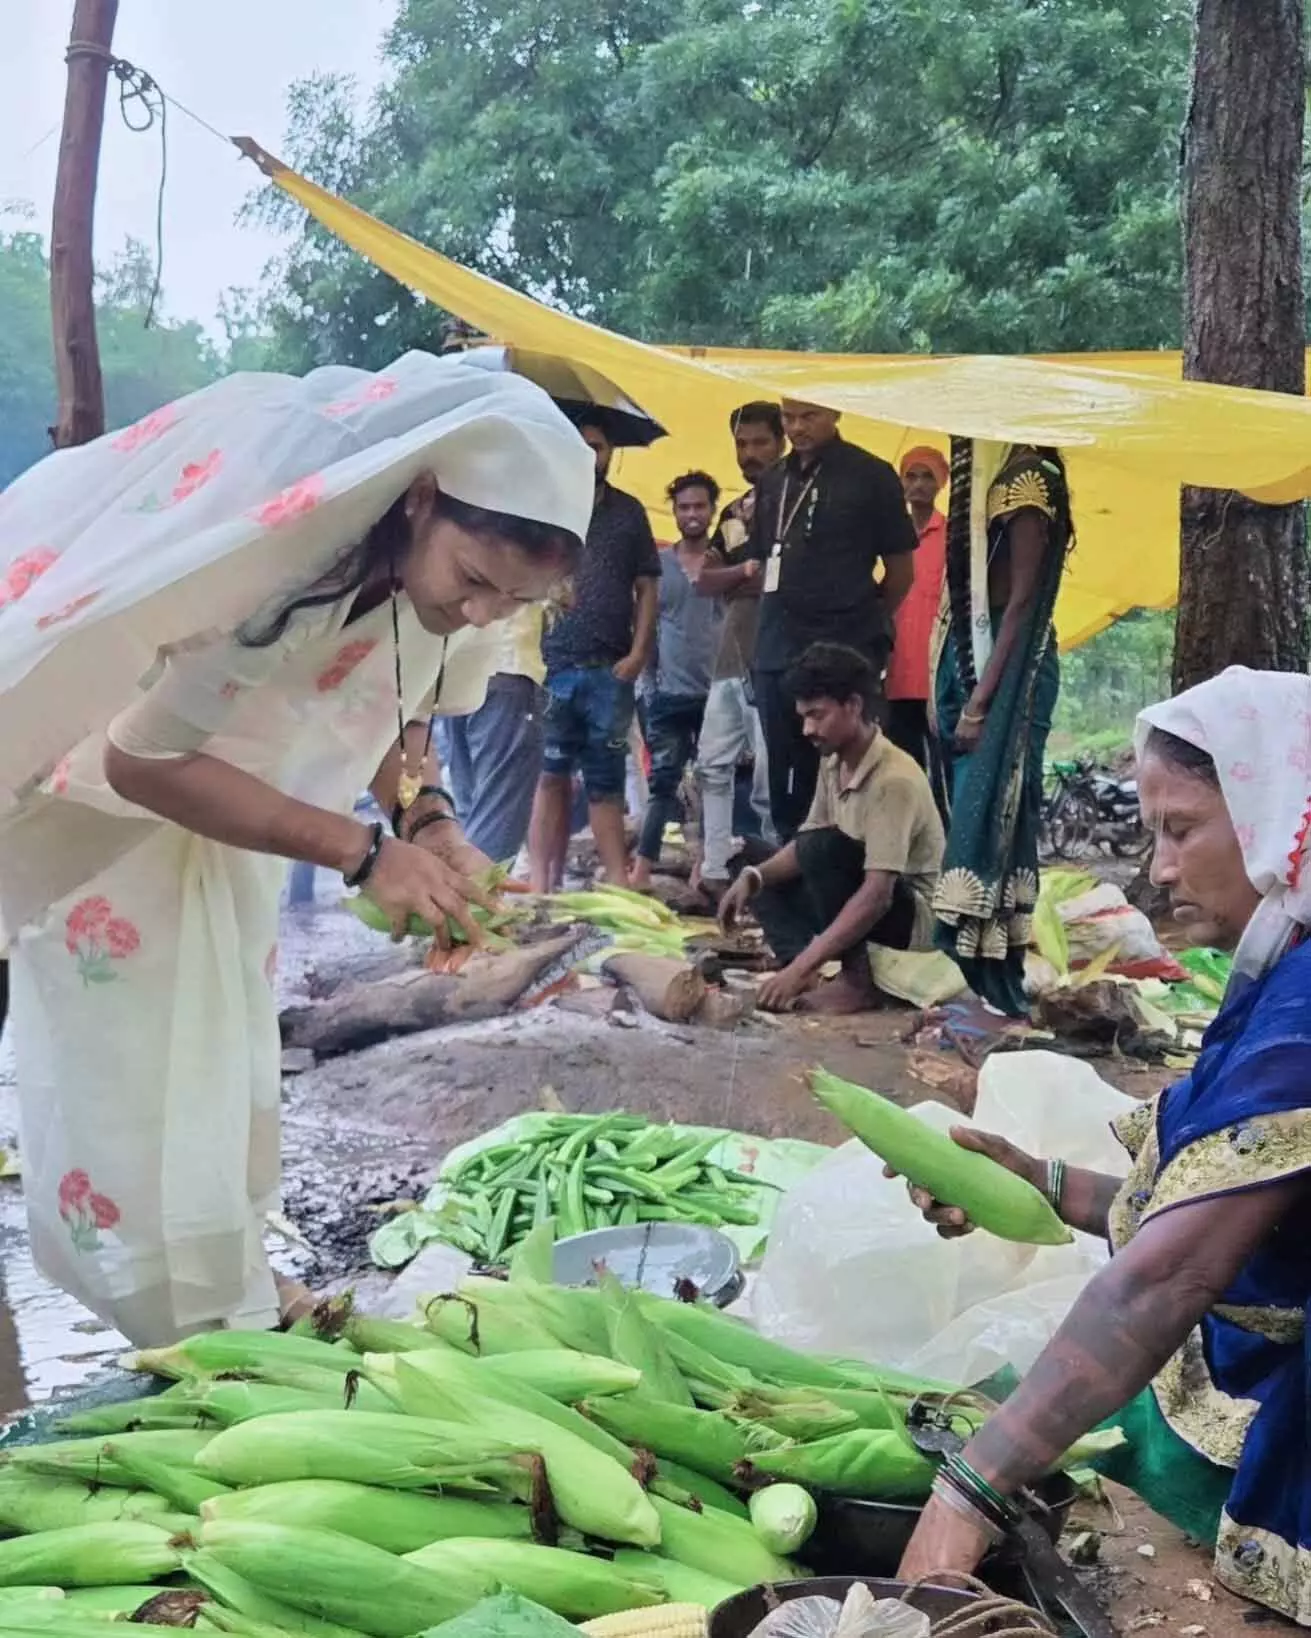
[751,1052,1134,1382]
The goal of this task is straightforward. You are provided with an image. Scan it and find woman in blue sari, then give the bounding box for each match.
[933,441,1072,1016]
[900,666,1311,1625]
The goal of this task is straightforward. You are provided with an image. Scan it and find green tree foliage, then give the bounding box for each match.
[252,0,1193,371]
[1052,609,1176,752]
[0,233,221,489]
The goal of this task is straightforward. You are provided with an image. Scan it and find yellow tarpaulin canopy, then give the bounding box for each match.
[245,143,1311,650]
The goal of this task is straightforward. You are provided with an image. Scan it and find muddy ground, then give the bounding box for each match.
[0,888,1257,1634]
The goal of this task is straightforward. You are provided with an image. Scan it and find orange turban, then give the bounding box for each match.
[899,445,950,487]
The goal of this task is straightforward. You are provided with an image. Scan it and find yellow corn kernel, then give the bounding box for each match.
[579,1605,709,1638]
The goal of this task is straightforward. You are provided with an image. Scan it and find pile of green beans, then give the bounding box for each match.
[434,1115,779,1264]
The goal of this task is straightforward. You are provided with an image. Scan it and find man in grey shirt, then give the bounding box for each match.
[630,472,724,890]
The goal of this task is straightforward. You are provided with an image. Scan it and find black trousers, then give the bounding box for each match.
[754,827,917,966]
[884,697,950,823]
[754,668,820,843]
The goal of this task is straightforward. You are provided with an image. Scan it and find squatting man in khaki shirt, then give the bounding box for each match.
[718,642,945,1014]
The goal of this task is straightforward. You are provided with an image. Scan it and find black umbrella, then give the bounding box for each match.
[457,344,668,448]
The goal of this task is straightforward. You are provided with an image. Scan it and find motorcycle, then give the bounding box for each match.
[1041,758,1147,859]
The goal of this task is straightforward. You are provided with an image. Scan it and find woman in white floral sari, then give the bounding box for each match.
[0,353,591,1346]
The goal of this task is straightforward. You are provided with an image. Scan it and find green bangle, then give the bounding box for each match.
[1046,1158,1067,1211]
[945,1453,1016,1524]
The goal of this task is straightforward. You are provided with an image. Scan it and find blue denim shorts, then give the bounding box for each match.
[542,664,635,800]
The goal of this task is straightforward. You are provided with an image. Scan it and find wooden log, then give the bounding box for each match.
[281,932,580,1059]
[599,953,706,1023]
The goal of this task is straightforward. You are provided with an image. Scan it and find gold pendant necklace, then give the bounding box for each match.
[392,584,438,811]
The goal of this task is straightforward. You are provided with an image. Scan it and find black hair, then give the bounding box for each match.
[239,489,581,648]
[666,470,721,507]
[784,642,882,720]
[730,401,784,440]
[1142,726,1220,786]
[570,411,611,442]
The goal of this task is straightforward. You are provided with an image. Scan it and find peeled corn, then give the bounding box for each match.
[404,1538,661,1621]
[197,1520,490,1638]
[201,1480,533,1553]
[580,1606,708,1637]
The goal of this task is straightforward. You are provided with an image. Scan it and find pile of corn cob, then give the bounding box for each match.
[431,1115,780,1261]
[0,1238,1116,1638]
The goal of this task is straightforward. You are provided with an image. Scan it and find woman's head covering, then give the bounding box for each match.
[0,352,594,810]
[1137,665,1311,983]
[899,445,950,488]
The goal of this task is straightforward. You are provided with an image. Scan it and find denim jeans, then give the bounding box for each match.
[542,664,635,802]
[697,677,774,878]
[637,693,706,862]
[435,673,544,864]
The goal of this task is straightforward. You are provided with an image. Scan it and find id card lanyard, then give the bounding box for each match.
[765,467,820,593]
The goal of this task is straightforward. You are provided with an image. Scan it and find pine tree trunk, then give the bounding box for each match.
[1175,0,1308,691]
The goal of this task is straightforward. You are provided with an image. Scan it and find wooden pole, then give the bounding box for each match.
[50,0,119,450]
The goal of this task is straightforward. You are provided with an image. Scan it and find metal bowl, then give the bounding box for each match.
[709,1576,978,1638]
[552,1222,742,1306]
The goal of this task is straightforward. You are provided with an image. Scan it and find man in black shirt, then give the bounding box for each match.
[749,399,917,840]
[528,418,660,890]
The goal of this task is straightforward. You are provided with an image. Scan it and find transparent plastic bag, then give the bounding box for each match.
[751,1052,1134,1379]
[749,1585,930,1638]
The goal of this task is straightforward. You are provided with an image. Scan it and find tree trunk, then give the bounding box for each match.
[50,0,118,451]
[1175,0,1308,691]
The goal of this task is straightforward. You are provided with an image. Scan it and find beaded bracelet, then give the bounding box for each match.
[343,821,386,888]
[405,809,457,845]
[392,785,456,837]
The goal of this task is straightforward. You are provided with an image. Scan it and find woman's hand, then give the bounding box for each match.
[954,707,985,755]
[359,836,497,946]
[410,817,495,885]
[885,1127,1047,1238]
[897,1491,995,1585]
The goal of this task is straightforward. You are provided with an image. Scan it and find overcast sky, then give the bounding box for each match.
[0,1,395,331]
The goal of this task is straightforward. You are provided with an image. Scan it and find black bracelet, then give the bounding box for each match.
[405,809,458,844]
[343,821,386,888]
[392,785,456,837]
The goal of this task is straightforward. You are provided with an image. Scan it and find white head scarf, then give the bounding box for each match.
[1136,665,1311,987]
[0,352,594,810]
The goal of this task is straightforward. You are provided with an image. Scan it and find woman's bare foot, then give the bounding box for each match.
[274,1273,317,1328]
[628,857,655,891]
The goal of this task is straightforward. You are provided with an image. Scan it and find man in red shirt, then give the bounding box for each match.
[885,447,949,782]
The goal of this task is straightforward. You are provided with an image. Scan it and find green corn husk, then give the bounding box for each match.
[3,1432,213,1489]
[651,1461,749,1519]
[61,1586,195,1615]
[0,1620,142,1638]
[648,1495,801,1586]
[610,1549,745,1608]
[404,1539,660,1622]
[99,1443,231,1514]
[460,1279,609,1357]
[748,1484,817,1554]
[370,1350,635,1470]
[53,1386,202,1437]
[0,1592,63,1605]
[0,1471,182,1534]
[341,1318,449,1357]
[0,1522,183,1587]
[177,1383,346,1428]
[581,1395,784,1488]
[191,1365,394,1416]
[184,1550,364,1638]
[420,1294,561,1356]
[123,1333,352,1382]
[728,1394,859,1442]
[196,1521,491,1638]
[194,1411,535,1495]
[482,1352,642,1402]
[633,1299,863,1394]
[196,1606,325,1638]
[507,1221,557,1287]
[201,1481,533,1553]
[390,1361,660,1549]
[809,1068,1072,1247]
[594,1272,692,1409]
[747,1428,937,1501]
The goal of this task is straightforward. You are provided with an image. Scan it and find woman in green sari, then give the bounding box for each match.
[933,441,1072,1015]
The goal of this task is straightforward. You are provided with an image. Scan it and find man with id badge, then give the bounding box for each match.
[748,399,918,840]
